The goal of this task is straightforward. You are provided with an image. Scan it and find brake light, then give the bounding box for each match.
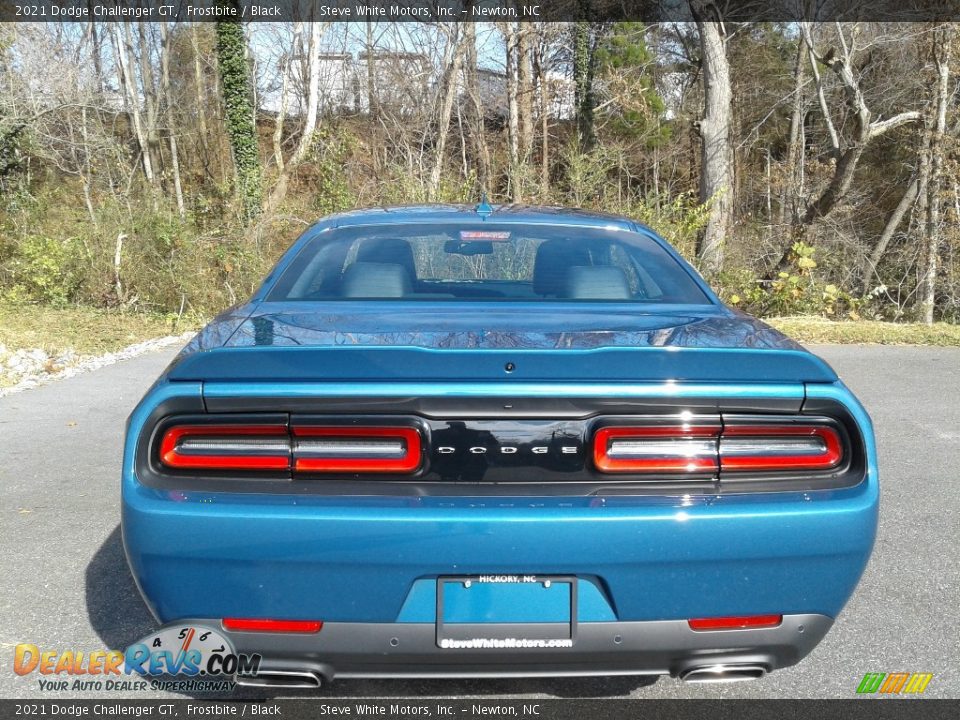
[159,425,290,470]
[292,426,422,473]
[688,615,783,631]
[157,422,423,475]
[222,618,323,633]
[593,425,720,474]
[593,419,844,475]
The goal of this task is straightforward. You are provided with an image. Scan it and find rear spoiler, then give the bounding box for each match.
[166,346,838,384]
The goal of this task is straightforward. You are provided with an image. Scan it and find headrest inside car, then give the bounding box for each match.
[355,238,417,280]
[341,262,413,298]
[562,266,632,300]
[533,239,592,296]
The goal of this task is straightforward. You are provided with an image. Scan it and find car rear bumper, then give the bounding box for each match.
[184,613,833,683]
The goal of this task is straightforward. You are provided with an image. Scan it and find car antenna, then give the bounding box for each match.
[475,193,493,218]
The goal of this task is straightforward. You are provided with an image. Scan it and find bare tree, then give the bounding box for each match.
[272,52,290,174]
[771,23,924,274]
[503,22,522,201]
[264,21,329,213]
[159,22,185,218]
[289,21,324,167]
[110,23,154,184]
[462,21,491,194]
[517,23,535,162]
[864,175,919,291]
[532,25,552,198]
[691,4,733,275]
[779,38,807,229]
[427,25,465,202]
[920,25,954,323]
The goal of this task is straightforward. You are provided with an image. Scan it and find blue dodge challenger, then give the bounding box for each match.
[122,204,878,687]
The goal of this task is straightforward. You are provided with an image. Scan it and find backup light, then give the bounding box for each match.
[594,425,720,473]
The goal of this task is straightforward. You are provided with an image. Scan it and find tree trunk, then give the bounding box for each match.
[85,17,104,95]
[272,53,290,173]
[110,23,154,184]
[780,38,807,228]
[534,37,550,199]
[216,19,262,219]
[427,27,465,202]
[462,21,491,194]
[920,26,953,324]
[365,20,378,122]
[364,20,380,172]
[504,22,521,202]
[517,24,534,161]
[863,177,918,291]
[159,22,185,218]
[692,8,733,275]
[190,26,210,159]
[573,22,595,149]
[134,23,162,181]
[289,21,322,168]
[78,105,97,226]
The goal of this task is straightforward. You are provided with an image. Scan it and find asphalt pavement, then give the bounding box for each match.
[0,343,957,699]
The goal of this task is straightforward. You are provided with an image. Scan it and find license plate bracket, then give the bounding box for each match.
[436,575,577,648]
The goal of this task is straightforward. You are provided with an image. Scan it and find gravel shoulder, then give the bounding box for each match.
[0,332,195,397]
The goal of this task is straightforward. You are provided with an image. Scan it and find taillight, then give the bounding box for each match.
[688,614,783,631]
[159,425,290,470]
[592,418,844,476]
[292,426,422,473]
[158,422,422,475]
[594,424,720,474]
[719,424,842,471]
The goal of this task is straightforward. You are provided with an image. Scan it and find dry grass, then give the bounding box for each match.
[769,317,960,346]
[0,304,194,356]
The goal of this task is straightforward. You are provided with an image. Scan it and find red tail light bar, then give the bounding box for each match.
[594,419,844,475]
[688,614,783,631]
[293,426,422,473]
[222,618,323,633]
[158,424,423,475]
[159,425,290,471]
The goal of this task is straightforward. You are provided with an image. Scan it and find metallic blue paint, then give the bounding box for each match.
[123,378,877,625]
[122,206,879,674]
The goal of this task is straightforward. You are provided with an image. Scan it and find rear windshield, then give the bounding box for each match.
[267,223,712,304]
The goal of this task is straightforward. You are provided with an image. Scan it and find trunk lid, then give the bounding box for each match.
[167,304,836,384]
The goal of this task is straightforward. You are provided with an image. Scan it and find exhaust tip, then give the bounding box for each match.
[679,664,768,684]
[235,670,323,689]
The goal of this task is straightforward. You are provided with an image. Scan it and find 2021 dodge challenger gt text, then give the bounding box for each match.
[121,204,878,687]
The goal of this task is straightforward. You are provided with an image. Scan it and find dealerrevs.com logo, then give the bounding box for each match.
[14,624,261,692]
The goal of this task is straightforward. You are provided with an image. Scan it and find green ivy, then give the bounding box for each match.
[215,15,262,220]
